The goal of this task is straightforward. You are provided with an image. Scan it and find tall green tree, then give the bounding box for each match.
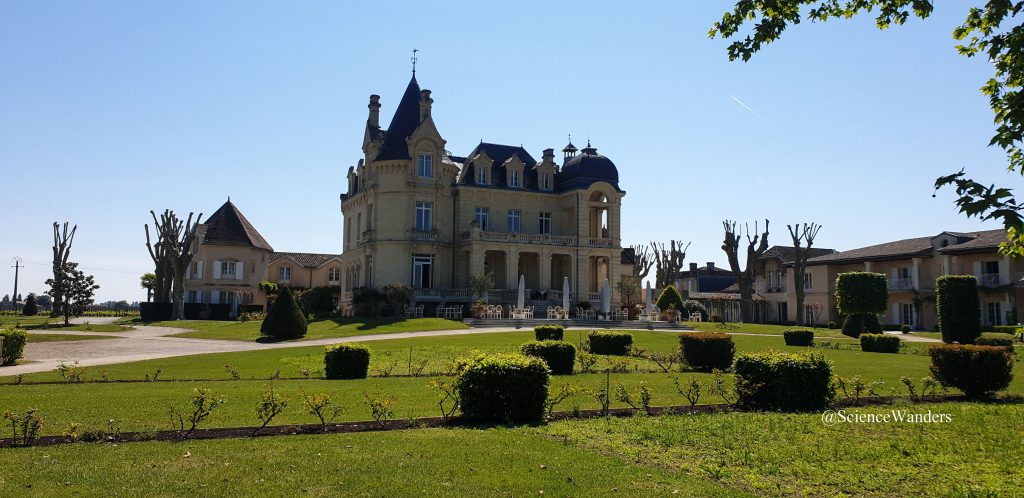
[46,262,100,325]
[711,1,1024,256]
[22,293,38,316]
[140,273,156,302]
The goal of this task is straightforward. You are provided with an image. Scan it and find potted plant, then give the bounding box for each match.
[665,304,679,322]
[472,299,487,319]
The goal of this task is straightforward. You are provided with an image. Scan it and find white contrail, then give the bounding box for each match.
[730,95,762,119]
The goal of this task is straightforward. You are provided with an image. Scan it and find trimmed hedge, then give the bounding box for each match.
[455,353,550,424]
[936,275,981,344]
[534,325,564,341]
[900,324,911,334]
[0,329,28,366]
[836,272,888,338]
[261,287,308,339]
[928,344,1013,397]
[976,337,1015,352]
[783,329,814,347]
[587,331,633,355]
[324,344,371,379]
[655,285,685,313]
[734,350,835,411]
[521,340,576,375]
[860,334,901,353]
[841,313,882,338]
[679,332,735,371]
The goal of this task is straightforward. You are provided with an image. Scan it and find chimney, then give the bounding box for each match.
[368,94,381,128]
[706,262,715,271]
[419,89,433,121]
[689,263,698,273]
[542,148,554,162]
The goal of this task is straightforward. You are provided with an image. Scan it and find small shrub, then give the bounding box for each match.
[827,321,837,329]
[0,329,28,366]
[300,391,343,432]
[783,329,814,347]
[734,350,835,411]
[260,286,307,339]
[253,381,287,436]
[587,331,633,356]
[56,361,87,383]
[237,311,266,322]
[324,344,371,379]
[936,275,981,344]
[545,383,583,418]
[976,337,1014,352]
[678,332,735,371]
[363,392,395,427]
[900,324,911,334]
[534,325,564,341]
[576,351,598,373]
[673,377,702,412]
[520,340,576,375]
[429,378,460,421]
[860,334,901,353]
[168,388,225,439]
[614,382,653,415]
[3,407,43,446]
[454,353,549,425]
[928,345,1014,397]
[655,285,685,313]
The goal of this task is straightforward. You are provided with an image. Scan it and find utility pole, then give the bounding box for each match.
[11,257,22,312]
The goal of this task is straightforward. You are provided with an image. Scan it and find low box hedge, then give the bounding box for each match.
[521,340,576,375]
[587,331,633,356]
[783,329,814,347]
[860,334,901,353]
[976,337,1015,352]
[679,332,735,371]
[0,329,28,366]
[455,353,550,424]
[534,325,564,341]
[928,344,1014,397]
[734,350,835,411]
[324,344,371,379]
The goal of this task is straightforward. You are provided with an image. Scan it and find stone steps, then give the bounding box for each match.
[461,318,693,330]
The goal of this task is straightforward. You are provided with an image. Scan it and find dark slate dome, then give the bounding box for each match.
[557,144,620,191]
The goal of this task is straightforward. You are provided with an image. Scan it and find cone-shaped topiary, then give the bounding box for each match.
[22,294,38,316]
[655,285,685,312]
[936,275,981,344]
[260,286,307,339]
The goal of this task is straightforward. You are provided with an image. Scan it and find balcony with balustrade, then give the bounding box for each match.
[889,277,914,291]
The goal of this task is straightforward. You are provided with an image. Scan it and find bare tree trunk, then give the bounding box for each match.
[50,222,77,318]
[146,210,174,303]
[163,212,203,320]
[788,223,822,326]
[651,240,690,289]
[630,244,654,280]
[722,220,770,323]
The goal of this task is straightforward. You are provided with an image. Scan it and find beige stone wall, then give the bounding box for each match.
[184,244,271,307]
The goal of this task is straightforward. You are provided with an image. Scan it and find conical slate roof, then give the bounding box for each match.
[376,76,423,160]
[202,200,273,251]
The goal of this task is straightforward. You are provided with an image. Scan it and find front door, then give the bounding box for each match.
[777,302,788,324]
[412,255,433,289]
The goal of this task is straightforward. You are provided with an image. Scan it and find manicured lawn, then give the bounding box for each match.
[542,402,1024,497]
[0,427,744,497]
[903,331,1018,341]
[0,315,54,328]
[26,323,129,333]
[26,333,120,343]
[143,317,467,341]
[684,321,856,339]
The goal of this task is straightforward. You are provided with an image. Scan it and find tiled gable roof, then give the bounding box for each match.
[807,236,934,265]
[270,252,342,268]
[761,245,837,265]
[938,229,1007,254]
[202,201,273,251]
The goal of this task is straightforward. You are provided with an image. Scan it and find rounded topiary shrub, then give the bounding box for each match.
[655,285,685,313]
[936,275,981,344]
[521,340,576,375]
[835,272,888,338]
[679,300,708,322]
[261,286,307,339]
[900,324,911,334]
[587,331,633,355]
[976,337,1015,352]
[827,321,837,330]
[783,329,814,347]
[0,329,28,366]
[734,350,835,411]
[928,344,1013,397]
[21,295,38,317]
[455,353,550,424]
[324,344,371,379]
[679,332,735,371]
[860,334,901,353]
[534,325,564,341]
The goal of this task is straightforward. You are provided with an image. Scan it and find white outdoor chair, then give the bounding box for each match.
[546,306,556,319]
[690,312,702,322]
[415,305,424,318]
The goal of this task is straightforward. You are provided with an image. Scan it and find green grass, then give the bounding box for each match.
[26,334,120,343]
[903,331,1018,341]
[2,330,1019,437]
[26,323,129,333]
[684,321,857,339]
[0,315,55,328]
[543,402,1024,497]
[140,317,467,341]
[0,426,745,497]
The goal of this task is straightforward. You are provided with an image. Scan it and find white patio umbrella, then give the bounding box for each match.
[644,281,653,311]
[517,275,526,309]
[600,278,611,318]
[562,276,571,311]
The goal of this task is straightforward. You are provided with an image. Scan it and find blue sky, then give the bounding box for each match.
[0,1,1010,302]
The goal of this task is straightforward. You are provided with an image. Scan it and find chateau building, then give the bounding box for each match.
[752,229,1021,329]
[338,75,630,312]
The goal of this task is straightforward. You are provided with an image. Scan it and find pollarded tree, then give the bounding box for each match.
[22,293,38,316]
[722,219,770,323]
[936,275,981,344]
[835,272,888,337]
[145,210,175,303]
[50,222,77,317]
[153,210,204,320]
[651,240,690,288]
[46,262,100,325]
[630,244,655,280]
[788,223,822,326]
[261,286,307,339]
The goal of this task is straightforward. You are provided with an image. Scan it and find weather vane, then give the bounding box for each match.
[411,48,419,75]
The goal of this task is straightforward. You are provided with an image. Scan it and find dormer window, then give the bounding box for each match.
[540,173,551,190]
[510,170,520,187]
[478,166,488,185]
[417,153,433,178]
